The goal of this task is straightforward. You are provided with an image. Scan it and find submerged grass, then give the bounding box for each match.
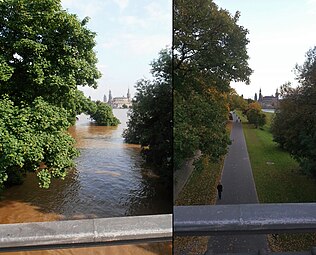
[237,111,316,251]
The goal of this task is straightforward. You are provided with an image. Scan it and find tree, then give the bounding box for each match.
[271,47,316,176]
[88,101,120,126]
[0,0,112,190]
[173,0,252,170]
[174,88,231,169]
[174,0,252,93]
[123,49,172,180]
[228,88,247,111]
[244,102,266,128]
[0,0,101,113]
[246,109,266,128]
[0,96,79,190]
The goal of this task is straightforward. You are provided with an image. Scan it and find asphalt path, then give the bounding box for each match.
[206,112,268,254]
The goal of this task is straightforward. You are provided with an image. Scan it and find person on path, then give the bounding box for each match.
[217,182,223,200]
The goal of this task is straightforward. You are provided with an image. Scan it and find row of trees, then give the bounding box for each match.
[271,47,316,177]
[0,0,118,190]
[173,0,252,170]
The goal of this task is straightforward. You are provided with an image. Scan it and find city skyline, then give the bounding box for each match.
[61,0,171,101]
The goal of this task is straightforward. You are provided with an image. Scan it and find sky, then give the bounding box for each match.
[214,0,316,99]
[61,0,171,101]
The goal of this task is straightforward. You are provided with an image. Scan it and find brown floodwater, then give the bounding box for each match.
[0,109,172,254]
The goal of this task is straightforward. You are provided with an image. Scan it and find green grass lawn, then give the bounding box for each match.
[237,110,316,251]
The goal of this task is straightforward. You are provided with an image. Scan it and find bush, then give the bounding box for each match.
[88,101,120,126]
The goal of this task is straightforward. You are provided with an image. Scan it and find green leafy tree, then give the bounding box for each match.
[0,96,79,190]
[123,49,172,179]
[0,0,101,113]
[174,88,230,169]
[88,101,120,126]
[271,47,316,176]
[244,102,266,128]
[0,0,113,190]
[228,88,247,111]
[246,108,266,128]
[174,0,252,170]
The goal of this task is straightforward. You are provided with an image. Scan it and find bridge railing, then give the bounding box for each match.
[174,203,316,236]
[174,203,316,255]
[0,214,172,252]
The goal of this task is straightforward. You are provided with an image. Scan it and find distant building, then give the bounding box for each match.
[255,88,279,109]
[106,88,132,108]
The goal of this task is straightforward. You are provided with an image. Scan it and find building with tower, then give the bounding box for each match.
[254,88,279,109]
[105,88,132,108]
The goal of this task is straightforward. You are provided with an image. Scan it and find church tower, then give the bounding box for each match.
[254,93,258,101]
[259,88,263,101]
[275,88,279,99]
[108,90,113,103]
[103,94,107,103]
[127,88,131,102]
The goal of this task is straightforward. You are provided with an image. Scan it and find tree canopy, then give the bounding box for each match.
[0,0,117,190]
[0,0,101,113]
[88,101,120,126]
[271,48,316,176]
[228,88,247,111]
[174,0,252,170]
[0,96,79,189]
[123,49,172,180]
[244,102,266,128]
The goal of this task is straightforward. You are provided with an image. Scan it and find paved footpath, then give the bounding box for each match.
[206,113,268,254]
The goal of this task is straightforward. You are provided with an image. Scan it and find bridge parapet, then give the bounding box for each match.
[0,214,172,252]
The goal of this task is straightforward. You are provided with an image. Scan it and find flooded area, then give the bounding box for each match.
[0,109,171,254]
[0,108,171,222]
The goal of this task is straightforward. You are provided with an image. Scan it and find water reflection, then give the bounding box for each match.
[0,109,171,223]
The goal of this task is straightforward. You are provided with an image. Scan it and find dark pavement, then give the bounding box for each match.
[206,112,268,254]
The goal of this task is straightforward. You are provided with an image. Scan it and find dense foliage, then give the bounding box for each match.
[228,89,247,111]
[0,0,101,112]
[88,101,120,126]
[123,49,172,178]
[271,47,316,176]
[244,102,266,128]
[0,0,119,189]
[0,96,79,190]
[174,0,252,170]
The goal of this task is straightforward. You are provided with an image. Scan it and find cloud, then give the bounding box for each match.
[101,38,119,49]
[112,0,129,10]
[61,0,105,18]
[119,15,147,28]
[145,1,171,26]
[306,0,316,14]
[121,34,170,55]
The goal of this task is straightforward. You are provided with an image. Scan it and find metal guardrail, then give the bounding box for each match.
[174,203,316,236]
[0,214,172,252]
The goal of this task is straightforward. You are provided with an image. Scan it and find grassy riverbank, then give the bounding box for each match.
[174,123,230,255]
[174,158,224,255]
[237,110,316,251]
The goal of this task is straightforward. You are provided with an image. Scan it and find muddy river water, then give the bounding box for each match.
[0,109,172,254]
